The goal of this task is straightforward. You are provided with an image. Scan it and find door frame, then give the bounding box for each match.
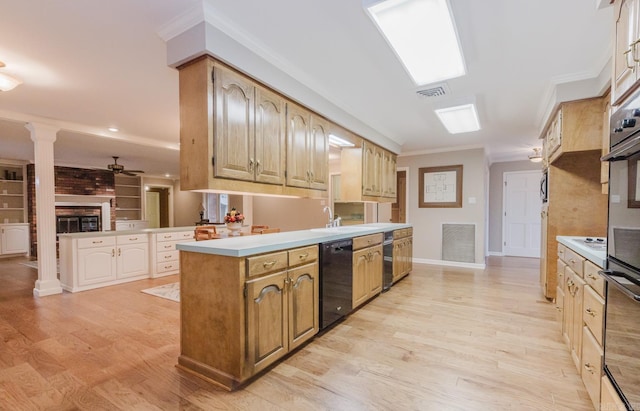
[397,166,409,223]
[501,170,542,257]
[143,183,174,227]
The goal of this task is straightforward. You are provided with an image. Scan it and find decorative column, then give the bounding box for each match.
[26,122,62,297]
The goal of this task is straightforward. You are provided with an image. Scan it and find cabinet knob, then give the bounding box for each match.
[584,362,595,374]
[298,253,309,260]
[585,308,597,317]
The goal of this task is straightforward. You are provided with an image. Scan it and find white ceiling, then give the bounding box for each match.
[0,0,612,178]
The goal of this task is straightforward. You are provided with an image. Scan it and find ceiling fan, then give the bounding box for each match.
[105,156,144,176]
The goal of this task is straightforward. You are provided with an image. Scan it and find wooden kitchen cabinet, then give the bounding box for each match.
[179,244,319,390]
[352,233,383,309]
[178,56,324,198]
[582,326,604,410]
[286,102,329,190]
[213,64,286,185]
[392,227,413,283]
[601,375,627,411]
[340,143,398,203]
[613,0,640,105]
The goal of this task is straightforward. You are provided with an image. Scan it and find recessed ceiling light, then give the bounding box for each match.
[364,0,466,85]
[434,103,480,134]
[108,127,119,132]
[165,173,171,178]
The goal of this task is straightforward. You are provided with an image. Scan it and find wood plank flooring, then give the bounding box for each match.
[0,256,593,410]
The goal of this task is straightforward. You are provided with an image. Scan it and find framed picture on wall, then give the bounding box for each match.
[418,165,463,208]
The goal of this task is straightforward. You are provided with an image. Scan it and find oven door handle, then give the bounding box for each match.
[602,132,640,161]
[600,269,640,301]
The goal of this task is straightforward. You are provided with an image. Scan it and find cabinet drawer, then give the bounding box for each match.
[353,233,383,250]
[157,232,182,242]
[288,245,318,267]
[117,234,148,245]
[584,260,604,297]
[557,243,566,260]
[77,236,116,249]
[581,326,603,410]
[564,248,585,277]
[246,251,288,278]
[175,230,195,241]
[557,259,567,289]
[157,261,180,274]
[158,250,179,263]
[157,240,180,252]
[583,286,605,346]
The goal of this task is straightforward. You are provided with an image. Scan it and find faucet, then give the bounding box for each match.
[323,206,337,227]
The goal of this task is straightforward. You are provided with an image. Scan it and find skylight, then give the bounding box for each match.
[364,0,466,85]
[434,103,480,134]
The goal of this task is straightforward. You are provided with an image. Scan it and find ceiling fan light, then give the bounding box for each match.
[528,147,543,162]
[0,72,22,91]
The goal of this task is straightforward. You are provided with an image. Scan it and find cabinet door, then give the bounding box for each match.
[286,103,311,188]
[368,245,383,296]
[288,262,319,351]
[404,237,413,275]
[540,206,549,298]
[555,286,565,332]
[581,326,603,410]
[382,151,397,198]
[1,225,28,254]
[78,246,117,286]
[571,273,586,371]
[309,115,329,190]
[563,269,574,347]
[352,248,369,308]
[613,0,640,105]
[392,240,402,282]
[117,243,149,279]
[362,142,381,196]
[255,86,285,185]
[213,65,255,181]
[246,271,288,374]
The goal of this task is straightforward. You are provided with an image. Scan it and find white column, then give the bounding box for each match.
[26,122,62,297]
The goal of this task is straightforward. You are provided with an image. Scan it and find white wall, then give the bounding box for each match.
[398,148,487,266]
[172,179,203,227]
[252,197,330,232]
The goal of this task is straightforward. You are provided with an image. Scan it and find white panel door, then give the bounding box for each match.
[503,171,542,257]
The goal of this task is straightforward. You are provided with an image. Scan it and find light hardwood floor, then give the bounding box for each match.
[0,256,593,410]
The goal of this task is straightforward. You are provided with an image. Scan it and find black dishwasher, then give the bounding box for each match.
[319,239,353,330]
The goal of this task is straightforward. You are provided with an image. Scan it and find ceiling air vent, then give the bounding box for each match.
[416,82,450,98]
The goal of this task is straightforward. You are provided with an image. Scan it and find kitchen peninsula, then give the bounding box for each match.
[176,223,412,390]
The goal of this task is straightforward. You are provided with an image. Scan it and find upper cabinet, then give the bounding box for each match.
[542,97,604,165]
[340,139,397,203]
[285,103,329,190]
[179,56,323,198]
[613,0,640,106]
[213,65,286,185]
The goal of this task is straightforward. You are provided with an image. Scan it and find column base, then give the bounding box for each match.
[33,279,63,297]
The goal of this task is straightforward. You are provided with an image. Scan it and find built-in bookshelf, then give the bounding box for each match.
[114,174,142,221]
[0,163,26,224]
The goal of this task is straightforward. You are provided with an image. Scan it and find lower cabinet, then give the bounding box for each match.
[392,228,413,283]
[151,230,194,277]
[245,257,318,374]
[601,375,627,411]
[352,233,383,309]
[0,223,29,255]
[179,244,319,390]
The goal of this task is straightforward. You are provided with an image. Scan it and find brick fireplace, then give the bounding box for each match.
[27,165,117,257]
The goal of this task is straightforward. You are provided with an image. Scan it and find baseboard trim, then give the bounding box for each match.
[488,251,504,256]
[413,258,486,270]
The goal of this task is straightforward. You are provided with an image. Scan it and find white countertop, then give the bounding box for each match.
[556,236,607,268]
[177,223,412,257]
[58,226,197,239]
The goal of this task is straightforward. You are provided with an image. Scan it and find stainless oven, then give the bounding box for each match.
[602,92,640,410]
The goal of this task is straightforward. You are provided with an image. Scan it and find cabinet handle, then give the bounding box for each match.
[585,308,597,317]
[569,259,576,264]
[129,237,138,241]
[298,253,309,260]
[112,249,115,257]
[632,39,640,63]
[92,240,103,244]
[587,274,598,281]
[256,160,261,172]
[584,362,595,374]
[263,261,277,269]
[118,248,121,257]
[164,245,172,249]
[164,265,173,269]
[164,235,171,239]
[555,306,562,312]
[249,158,254,172]
[624,48,635,70]
[164,255,172,259]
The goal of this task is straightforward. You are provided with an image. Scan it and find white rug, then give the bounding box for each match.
[141,282,180,302]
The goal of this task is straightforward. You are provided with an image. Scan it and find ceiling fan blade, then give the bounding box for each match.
[121,171,138,176]
[126,170,145,173]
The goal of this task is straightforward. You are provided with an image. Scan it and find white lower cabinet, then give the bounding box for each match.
[150,230,194,277]
[0,223,29,255]
[115,235,149,279]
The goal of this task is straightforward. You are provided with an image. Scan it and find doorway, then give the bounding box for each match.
[145,186,171,228]
[502,170,542,258]
[391,170,407,223]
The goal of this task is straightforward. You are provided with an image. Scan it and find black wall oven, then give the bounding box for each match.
[602,93,640,410]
